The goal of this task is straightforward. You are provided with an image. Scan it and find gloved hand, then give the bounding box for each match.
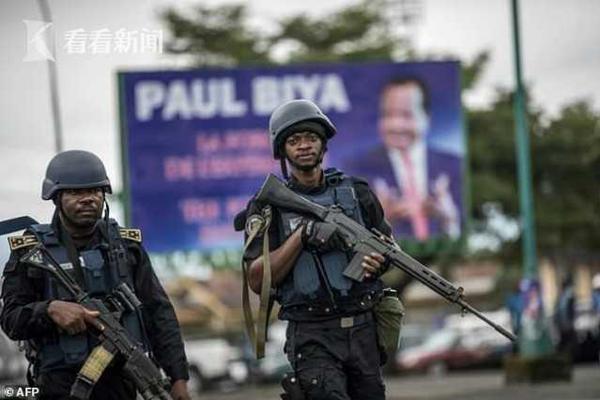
[300,219,347,252]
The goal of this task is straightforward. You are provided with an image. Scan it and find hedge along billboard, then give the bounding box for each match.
[118,61,464,253]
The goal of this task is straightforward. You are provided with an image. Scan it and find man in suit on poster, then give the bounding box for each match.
[346,77,462,240]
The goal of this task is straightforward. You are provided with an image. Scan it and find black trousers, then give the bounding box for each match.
[285,314,385,400]
[36,367,136,400]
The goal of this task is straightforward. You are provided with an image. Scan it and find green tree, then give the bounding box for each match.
[161,4,270,66]
[272,0,402,64]
[468,91,600,275]
[533,101,600,256]
[160,0,488,88]
[466,89,529,273]
[469,89,520,220]
[161,0,413,65]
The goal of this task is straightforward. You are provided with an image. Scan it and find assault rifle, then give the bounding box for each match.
[255,174,516,342]
[20,244,172,400]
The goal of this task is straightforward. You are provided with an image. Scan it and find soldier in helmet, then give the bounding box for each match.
[0,150,191,400]
[241,100,394,400]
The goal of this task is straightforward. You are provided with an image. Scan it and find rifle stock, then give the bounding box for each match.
[256,174,329,220]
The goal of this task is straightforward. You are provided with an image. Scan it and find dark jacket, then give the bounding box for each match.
[0,218,188,397]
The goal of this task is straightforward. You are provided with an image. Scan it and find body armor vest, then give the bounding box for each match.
[28,220,146,373]
[276,169,383,320]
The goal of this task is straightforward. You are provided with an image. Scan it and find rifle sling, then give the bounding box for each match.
[58,224,86,288]
[70,341,117,400]
[241,206,272,359]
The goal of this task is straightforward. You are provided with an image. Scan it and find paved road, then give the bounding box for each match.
[193,364,600,400]
[1,365,597,399]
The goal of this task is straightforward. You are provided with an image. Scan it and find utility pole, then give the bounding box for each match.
[510,0,553,358]
[37,0,63,153]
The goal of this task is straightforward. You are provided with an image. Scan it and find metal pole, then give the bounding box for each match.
[37,0,63,153]
[510,0,552,357]
[511,0,535,276]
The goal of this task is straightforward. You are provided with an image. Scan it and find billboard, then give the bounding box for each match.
[119,61,464,253]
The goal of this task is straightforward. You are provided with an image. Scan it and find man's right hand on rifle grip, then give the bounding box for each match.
[47,300,100,335]
[300,219,347,252]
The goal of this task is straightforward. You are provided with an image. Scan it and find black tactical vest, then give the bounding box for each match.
[276,169,383,320]
[27,220,146,373]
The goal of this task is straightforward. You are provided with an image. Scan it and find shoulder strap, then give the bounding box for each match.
[348,175,369,186]
[324,167,344,186]
[58,225,87,287]
[333,177,362,221]
[103,220,136,283]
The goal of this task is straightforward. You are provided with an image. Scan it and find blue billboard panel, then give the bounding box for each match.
[119,61,464,253]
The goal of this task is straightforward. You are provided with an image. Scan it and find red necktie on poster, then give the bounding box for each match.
[400,152,429,240]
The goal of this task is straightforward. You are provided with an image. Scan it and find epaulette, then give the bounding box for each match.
[119,228,142,243]
[8,235,39,251]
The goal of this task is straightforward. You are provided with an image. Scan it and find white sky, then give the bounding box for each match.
[1,0,599,262]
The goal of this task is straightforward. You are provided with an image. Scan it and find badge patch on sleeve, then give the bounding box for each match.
[119,228,142,243]
[245,214,265,236]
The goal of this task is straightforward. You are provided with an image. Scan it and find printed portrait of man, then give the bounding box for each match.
[344,77,462,240]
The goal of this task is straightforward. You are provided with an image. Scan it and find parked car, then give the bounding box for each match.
[0,331,27,382]
[184,338,248,393]
[384,323,430,374]
[398,323,430,352]
[243,321,292,383]
[236,321,293,383]
[396,311,512,375]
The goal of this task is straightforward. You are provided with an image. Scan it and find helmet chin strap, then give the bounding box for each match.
[56,193,77,228]
[318,145,327,163]
[96,194,113,243]
[103,196,110,224]
[280,158,289,180]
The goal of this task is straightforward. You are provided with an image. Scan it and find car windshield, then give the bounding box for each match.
[421,330,457,351]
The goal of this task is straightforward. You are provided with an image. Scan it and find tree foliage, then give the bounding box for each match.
[272,0,401,63]
[161,0,412,66]
[161,4,270,66]
[468,92,600,263]
[468,89,520,219]
[532,101,600,255]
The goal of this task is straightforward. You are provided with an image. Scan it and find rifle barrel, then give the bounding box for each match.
[458,300,517,341]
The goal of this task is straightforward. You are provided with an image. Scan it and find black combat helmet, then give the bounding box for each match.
[268,99,336,160]
[42,150,112,200]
